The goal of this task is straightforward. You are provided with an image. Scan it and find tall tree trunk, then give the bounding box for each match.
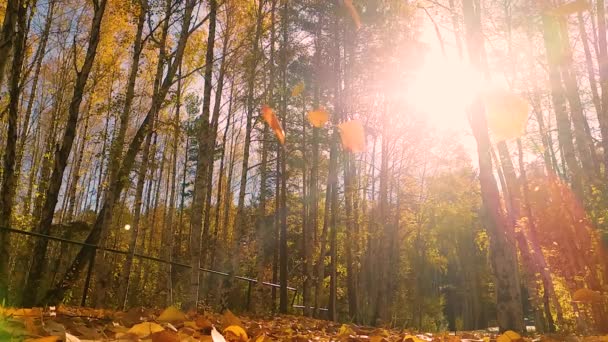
[15,0,55,186]
[540,8,582,197]
[189,0,217,308]
[223,0,264,310]
[253,0,275,313]
[278,0,289,315]
[41,0,197,305]
[596,0,608,171]
[22,0,107,307]
[462,0,524,332]
[0,0,17,90]
[0,0,27,304]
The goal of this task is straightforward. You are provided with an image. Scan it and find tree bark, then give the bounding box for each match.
[189,0,217,308]
[41,0,197,305]
[22,0,107,307]
[0,0,28,304]
[462,0,525,332]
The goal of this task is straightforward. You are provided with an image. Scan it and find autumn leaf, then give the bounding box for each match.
[338,120,366,152]
[308,108,329,128]
[261,105,285,145]
[483,88,529,141]
[496,330,522,342]
[158,306,186,322]
[292,81,305,97]
[25,337,61,342]
[151,330,180,342]
[548,0,590,16]
[338,324,356,337]
[127,322,165,338]
[212,326,227,342]
[343,0,362,30]
[224,325,248,341]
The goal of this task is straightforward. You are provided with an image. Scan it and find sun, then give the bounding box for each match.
[405,50,485,132]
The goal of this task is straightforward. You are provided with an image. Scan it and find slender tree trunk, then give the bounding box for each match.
[463,0,524,332]
[278,0,289,315]
[41,0,196,305]
[223,0,264,310]
[15,0,55,186]
[189,0,217,308]
[596,0,608,171]
[0,0,27,304]
[22,0,107,307]
[0,0,17,90]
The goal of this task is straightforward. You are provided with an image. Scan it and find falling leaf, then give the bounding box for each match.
[291,81,305,97]
[549,0,590,16]
[212,326,227,342]
[127,322,165,338]
[343,0,362,29]
[308,108,329,128]
[158,306,186,322]
[338,120,366,152]
[224,325,248,341]
[261,105,285,145]
[483,88,529,141]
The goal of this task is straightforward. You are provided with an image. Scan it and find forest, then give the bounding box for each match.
[0,0,607,339]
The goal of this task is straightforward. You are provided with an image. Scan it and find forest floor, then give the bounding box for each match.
[1,305,607,342]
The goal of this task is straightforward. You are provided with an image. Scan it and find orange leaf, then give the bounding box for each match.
[262,105,285,145]
[483,88,529,141]
[338,120,365,152]
[307,108,329,128]
[343,0,362,30]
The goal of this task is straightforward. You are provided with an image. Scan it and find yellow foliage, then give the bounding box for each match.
[338,120,366,152]
[308,108,329,128]
[261,105,285,145]
[483,88,529,141]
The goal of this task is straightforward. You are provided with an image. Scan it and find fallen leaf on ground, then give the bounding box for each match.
[224,325,248,341]
[158,306,186,322]
[212,326,227,342]
[127,322,165,338]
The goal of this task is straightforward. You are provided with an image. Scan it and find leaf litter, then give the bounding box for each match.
[1,305,607,342]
